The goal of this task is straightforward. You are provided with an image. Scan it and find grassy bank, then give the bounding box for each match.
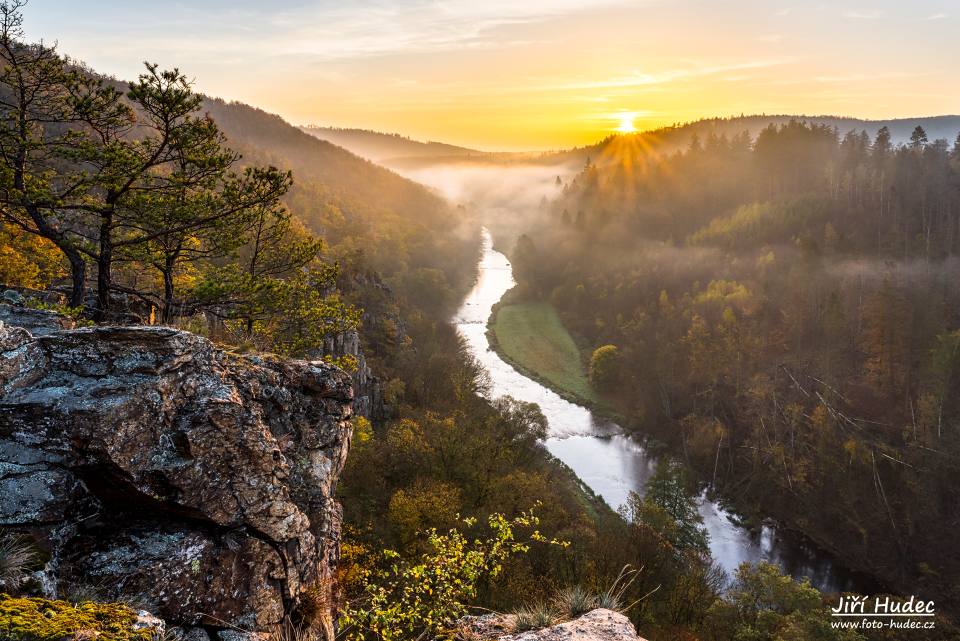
[489,299,603,406]
[491,301,597,404]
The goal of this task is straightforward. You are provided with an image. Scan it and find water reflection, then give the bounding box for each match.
[453,228,873,594]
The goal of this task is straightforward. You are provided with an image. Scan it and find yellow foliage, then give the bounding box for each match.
[0,225,66,289]
[694,279,753,312]
[388,481,462,544]
[810,404,832,434]
[385,419,430,460]
[756,250,776,270]
[352,416,373,446]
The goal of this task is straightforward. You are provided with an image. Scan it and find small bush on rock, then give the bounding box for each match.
[0,537,39,594]
[552,586,597,619]
[596,566,642,612]
[511,602,559,632]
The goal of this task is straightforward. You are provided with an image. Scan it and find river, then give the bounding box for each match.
[453,228,873,594]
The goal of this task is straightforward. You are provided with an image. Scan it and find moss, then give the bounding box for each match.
[0,594,156,641]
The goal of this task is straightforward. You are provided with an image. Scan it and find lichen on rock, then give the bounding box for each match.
[0,305,354,636]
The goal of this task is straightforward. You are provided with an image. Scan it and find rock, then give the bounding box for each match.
[0,302,75,336]
[460,612,518,639]
[497,609,645,641]
[166,627,213,641]
[318,328,384,420]
[0,319,354,636]
[215,631,271,641]
[2,289,24,306]
[134,610,167,640]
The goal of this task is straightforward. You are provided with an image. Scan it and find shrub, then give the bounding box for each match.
[266,621,322,641]
[552,586,597,619]
[588,345,621,391]
[512,602,558,632]
[339,509,565,641]
[0,594,156,641]
[596,566,641,612]
[703,563,863,641]
[0,537,38,594]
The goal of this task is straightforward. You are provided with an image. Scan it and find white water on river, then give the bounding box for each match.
[453,228,870,593]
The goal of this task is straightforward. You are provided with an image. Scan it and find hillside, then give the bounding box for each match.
[308,115,960,175]
[505,117,960,616]
[301,125,481,163]
[203,100,448,227]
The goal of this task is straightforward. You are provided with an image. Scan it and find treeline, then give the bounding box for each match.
[557,120,960,257]
[197,97,480,331]
[300,125,477,162]
[509,119,960,619]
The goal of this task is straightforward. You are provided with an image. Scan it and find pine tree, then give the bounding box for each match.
[909,125,929,150]
[872,126,892,160]
[638,461,709,553]
[0,0,128,306]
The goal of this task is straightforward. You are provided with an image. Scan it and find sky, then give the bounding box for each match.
[25,0,960,150]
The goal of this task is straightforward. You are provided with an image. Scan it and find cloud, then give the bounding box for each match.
[233,0,642,60]
[842,9,886,20]
[926,12,948,20]
[548,59,795,91]
[756,34,784,44]
[30,0,644,63]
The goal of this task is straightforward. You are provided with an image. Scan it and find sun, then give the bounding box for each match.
[616,112,637,133]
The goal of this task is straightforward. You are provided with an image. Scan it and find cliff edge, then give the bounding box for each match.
[0,305,354,639]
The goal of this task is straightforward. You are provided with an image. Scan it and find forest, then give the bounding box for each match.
[506,119,960,624]
[2,0,959,638]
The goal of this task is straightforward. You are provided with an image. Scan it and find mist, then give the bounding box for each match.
[389,160,581,249]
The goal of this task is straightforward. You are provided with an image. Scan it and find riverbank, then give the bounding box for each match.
[486,293,628,423]
[486,291,888,596]
[464,229,890,597]
[490,298,597,401]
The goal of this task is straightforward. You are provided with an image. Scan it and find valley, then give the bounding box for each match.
[458,229,879,593]
[2,2,960,638]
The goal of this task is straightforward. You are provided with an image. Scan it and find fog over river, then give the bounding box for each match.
[453,228,875,594]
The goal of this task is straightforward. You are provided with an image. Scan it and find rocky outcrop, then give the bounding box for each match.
[0,301,75,336]
[0,305,354,637]
[319,329,383,420]
[463,610,646,641]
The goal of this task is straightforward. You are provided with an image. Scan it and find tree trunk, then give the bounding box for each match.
[162,259,175,324]
[95,215,113,320]
[67,251,86,309]
[95,253,110,319]
[20,204,88,309]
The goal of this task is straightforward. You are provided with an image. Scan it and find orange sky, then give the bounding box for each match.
[27,0,960,150]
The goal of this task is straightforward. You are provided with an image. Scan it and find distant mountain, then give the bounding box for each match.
[303,115,960,176]
[301,126,482,163]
